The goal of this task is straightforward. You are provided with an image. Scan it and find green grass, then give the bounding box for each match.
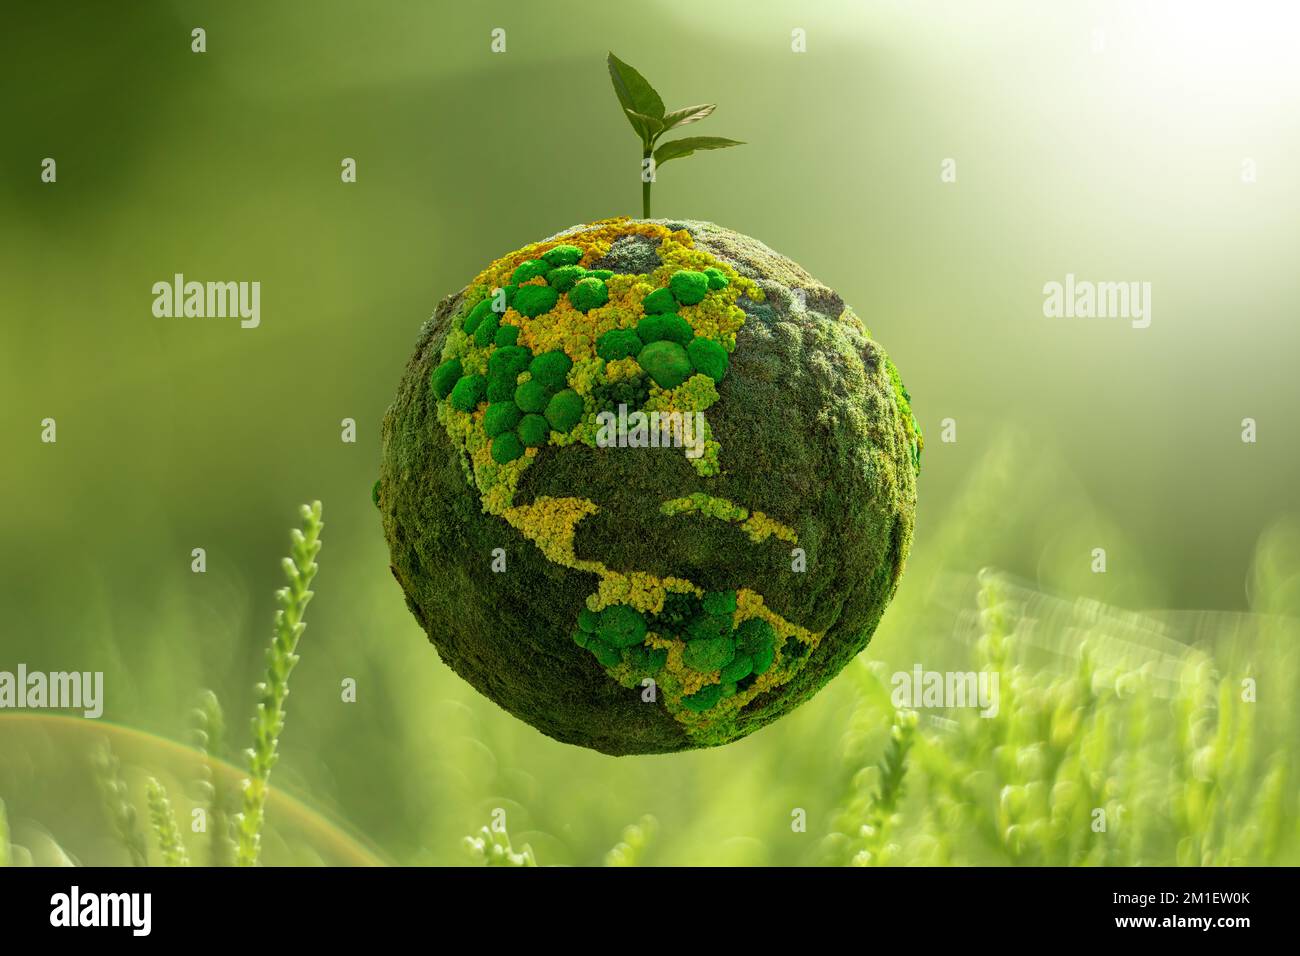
[71,502,324,867]
[822,569,1299,866]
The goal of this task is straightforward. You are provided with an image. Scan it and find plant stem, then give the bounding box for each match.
[145,778,190,867]
[91,740,149,867]
[235,501,323,866]
[642,148,652,219]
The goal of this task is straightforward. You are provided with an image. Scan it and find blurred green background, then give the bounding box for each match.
[2,1,1298,865]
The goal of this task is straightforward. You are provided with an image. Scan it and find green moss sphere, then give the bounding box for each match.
[379,218,921,755]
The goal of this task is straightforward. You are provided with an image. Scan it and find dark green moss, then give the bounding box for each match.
[596,328,643,361]
[702,590,738,616]
[641,287,676,315]
[486,376,516,403]
[371,478,381,508]
[686,614,731,642]
[513,285,560,319]
[687,337,729,382]
[546,264,585,293]
[463,299,496,335]
[514,379,551,414]
[589,376,650,415]
[529,350,572,389]
[568,276,609,312]
[483,402,522,438]
[517,413,549,447]
[720,655,753,682]
[510,260,549,284]
[736,618,775,656]
[588,639,622,667]
[544,388,584,432]
[597,604,648,647]
[703,267,729,290]
[669,270,709,305]
[494,324,520,347]
[578,608,600,633]
[473,311,500,346]
[681,684,723,712]
[449,374,486,412]
[430,359,463,399]
[488,345,532,382]
[637,340,692,389]
[683,636,735,672]
[636,313,693,346]
[585,269,614,281]
[541,244,583,267]
[490,431,524,464]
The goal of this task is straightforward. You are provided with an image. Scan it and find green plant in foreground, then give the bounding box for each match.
[824,567,1300,866]
[145,778,190,867]
[607,52,744,218]
[604,814,657,867]
[236,501,324,866]
[91,741,149,867]
[193,689,235,866]
[463,820,536,867]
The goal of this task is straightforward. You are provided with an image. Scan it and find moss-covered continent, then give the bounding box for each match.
[378,217,921,755]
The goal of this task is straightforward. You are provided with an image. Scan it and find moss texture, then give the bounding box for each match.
[379,217,920,755]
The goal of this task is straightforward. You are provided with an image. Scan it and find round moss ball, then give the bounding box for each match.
[636,312,693,346]
[569,276,609,312]
[541,243,583,267]
[544,388,584,432]
[529,350,572,390]
[637,340,693,389]
[686,336,729,382]
[546,264,585,293]
[486,375,516,403]
[430,358,462,399]
[448,374,486,412]
[488,345,531,382]
[514,379,551,414]
[490,431,524,464]
[513,284,559,319]
[463,298,496,335]
[596,328,642,361]
[669,269,710,305]
[379,218,921,755]
[483,401,522,438]
[517,413,550,447]
[473,311,500,347]
[511,260,549,284]
[641,287,677,315]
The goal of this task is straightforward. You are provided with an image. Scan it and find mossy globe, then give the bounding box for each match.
[378,217,921,755]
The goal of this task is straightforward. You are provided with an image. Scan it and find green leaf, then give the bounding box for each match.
[661,103,716,131]
[653,136,745,167]
[624,109,665,146]
[608,52,665,142]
